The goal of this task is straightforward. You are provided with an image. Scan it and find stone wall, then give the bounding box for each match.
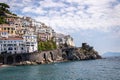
[0,49,63,65]
[0,46,102,65]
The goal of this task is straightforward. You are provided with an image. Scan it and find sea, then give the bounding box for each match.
[0,57,120,80]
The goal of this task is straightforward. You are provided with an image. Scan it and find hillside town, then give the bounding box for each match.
[0,14,75,54]
[0,3,101,65]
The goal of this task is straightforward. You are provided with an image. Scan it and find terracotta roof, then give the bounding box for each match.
[38,33,49,36]
[0,36,23,40]
[0,30,8,33]
[0,24,15,28]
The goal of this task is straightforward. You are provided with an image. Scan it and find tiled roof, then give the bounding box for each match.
[0,36,23,40]
[0,30,8,33]
[0,24,15,28]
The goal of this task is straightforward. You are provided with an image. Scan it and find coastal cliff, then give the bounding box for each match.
[0,43,102,66]
[14,43,102,65]
[62,43,102,61]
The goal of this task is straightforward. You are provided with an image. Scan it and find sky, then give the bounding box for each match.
[0,0,120,54]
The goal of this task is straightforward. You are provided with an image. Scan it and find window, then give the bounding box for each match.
[26,42,30,44]
[4,32,7,35]
[4,28,6,30]
[8,47,13,50]
[0,41,2,43]
[14,48,16,50]
[11,31,13,33]
[4,48,6,50]
[12,28,15,30]
[14,44,17,46]
[8,28,10,30]
[7,44,13,46]
[21,47,24,50]
[4,44,6,46]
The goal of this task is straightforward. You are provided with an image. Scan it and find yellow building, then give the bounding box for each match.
[0,24,16,36]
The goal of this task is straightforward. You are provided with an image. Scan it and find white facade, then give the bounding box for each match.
[65,35,75,47]
[23,33,38,53]
[36,25,54,40]
[54,33,75,47]
[0,37,26,54]
[0,31,8,38]
[0,33,38,54]
[54,33,66,47]
[22,17,31,27]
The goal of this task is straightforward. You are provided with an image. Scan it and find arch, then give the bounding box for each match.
[50,52,54,60]
[0,56,4,64]
[43,53,47,61]
[65,51,69,56]
[1,51,7,54]
[7,56,14,64]
[15,55,22,63]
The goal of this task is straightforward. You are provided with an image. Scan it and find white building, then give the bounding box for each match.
[0,31,38,54]
[0,31,8,38]
[0,37,26,54]
[54,33,75,48]
[65,35,75,47]
[23,33,38,53]
[54,33,66,47]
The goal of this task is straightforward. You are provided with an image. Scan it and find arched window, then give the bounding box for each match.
[8,47,13,50]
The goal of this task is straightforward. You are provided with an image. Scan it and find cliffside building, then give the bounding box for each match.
[23,33,38,53]
[0,24,16,36]
[54,33,75,48]
[0,37,26,54]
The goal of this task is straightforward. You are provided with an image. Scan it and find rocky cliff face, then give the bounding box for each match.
[7,43,102,66]
[62,43,102,61]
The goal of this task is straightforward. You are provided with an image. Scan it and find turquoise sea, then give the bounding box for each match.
[0,57,120,80]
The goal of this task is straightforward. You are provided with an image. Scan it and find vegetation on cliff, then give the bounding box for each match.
[38,40,57,51]
[0,3,17,24]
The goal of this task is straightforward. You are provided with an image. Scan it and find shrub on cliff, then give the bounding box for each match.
[0,3,17,24]
[38,40,57,51]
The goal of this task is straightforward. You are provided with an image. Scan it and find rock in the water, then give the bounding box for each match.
[62,43,102,61]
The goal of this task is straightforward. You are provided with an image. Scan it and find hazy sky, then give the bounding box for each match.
[1,0,120,54]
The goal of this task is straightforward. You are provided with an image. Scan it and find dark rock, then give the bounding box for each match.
[62,43,102,61]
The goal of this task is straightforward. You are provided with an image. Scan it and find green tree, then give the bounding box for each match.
[0,3,10,9]
[0,16,6,24]
[0,3,10,15]
[38,40,57,51]
[0,3,17,24]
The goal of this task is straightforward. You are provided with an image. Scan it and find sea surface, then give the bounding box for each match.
[0,57,120,80]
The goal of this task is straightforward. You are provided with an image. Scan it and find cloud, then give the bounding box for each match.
[1,0,120,33]
[39,0,66,8]
[1,0,120,53]
[35,0,120,33]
